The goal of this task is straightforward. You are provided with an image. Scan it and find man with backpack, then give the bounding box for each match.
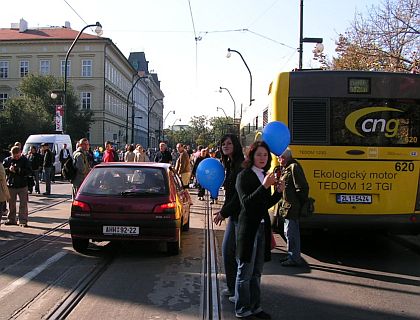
[71,138,91,198]
[278,147,309,267]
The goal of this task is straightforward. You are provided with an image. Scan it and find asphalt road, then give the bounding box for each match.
[0,181,419,320]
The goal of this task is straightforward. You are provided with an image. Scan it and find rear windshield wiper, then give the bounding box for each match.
[120,190,162,196]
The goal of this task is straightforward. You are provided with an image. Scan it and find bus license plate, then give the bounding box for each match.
[336,194,372,204]
[103,226,139,235]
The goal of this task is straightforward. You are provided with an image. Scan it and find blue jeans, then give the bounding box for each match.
[235,223,265,318]
[222,218,237,293]
[284,218,301,262]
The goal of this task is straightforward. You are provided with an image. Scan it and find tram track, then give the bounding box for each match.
[46,255,114,320]
[0,198,71,262]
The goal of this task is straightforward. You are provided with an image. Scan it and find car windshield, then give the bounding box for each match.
[80,166,168,196]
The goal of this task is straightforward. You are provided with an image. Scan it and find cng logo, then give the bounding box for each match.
[345,107,403,138]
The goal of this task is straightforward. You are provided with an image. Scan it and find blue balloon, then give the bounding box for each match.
[196,158,225,198]
[262,121,290,156]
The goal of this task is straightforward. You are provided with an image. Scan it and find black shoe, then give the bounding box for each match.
[19,222,28,227]
[281,258,300,267]
[254,311,271,319]
[43,192,51,195]
[5,220,17,225]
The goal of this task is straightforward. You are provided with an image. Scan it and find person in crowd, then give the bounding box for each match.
[93,146,103,165]
[14,142,21,150]
[0,162,10,220]
[193,145,204,162]
[278,147,309,267]
[171,148,178,166]
[233,140,284,319]
[209,148,217,159]
[28,146,42,194]
[71,138,91,198]
[102,141,119,162]
[175,143,191,188]
[134,145,149,162]
[3,146,32,227]
[154,142,172,163]
[124,144,136,162]
[41,143,54,195]
[213,134,245,298]
[59,143,71,179]
[191,148,210,200]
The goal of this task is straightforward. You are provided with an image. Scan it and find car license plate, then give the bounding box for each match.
[336,194,372,204]
[103,226,139,235]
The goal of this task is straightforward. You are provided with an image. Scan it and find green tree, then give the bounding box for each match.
[209,116,235,144]
[0,74,93,149]
[332,0,419,72]
[0,96,50,148]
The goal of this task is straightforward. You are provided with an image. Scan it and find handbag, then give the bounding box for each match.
[300,197,315,218]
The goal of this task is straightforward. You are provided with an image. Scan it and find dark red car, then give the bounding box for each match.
[69,162,192,255]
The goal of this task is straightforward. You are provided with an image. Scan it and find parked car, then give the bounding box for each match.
[69,162,192,255]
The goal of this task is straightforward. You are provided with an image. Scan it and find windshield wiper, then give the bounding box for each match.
[120,190,162,196]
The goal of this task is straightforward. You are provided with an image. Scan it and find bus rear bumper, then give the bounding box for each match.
[299,213,420,235]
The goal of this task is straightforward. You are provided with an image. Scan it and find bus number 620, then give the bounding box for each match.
[395,162,414,172]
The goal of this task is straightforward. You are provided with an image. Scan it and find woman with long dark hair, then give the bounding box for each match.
[234,140,284,319]
[213,133,244,298]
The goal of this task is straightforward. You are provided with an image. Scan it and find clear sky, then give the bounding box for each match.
[2,0,381,127]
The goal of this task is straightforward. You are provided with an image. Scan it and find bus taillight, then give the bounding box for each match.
[410,215,417,223]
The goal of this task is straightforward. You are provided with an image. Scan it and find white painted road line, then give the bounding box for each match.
[0,251,67,300]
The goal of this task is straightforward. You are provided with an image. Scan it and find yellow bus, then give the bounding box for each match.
[241,70,420,234]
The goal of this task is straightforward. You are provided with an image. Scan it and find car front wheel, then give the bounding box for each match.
[72,238,89,253]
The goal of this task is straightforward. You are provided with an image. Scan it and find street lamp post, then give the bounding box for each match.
[298,0,323,69]
[216,106,228,119]
[127,75,149,144]
[171,118,181,148]
[219,86,236,119]
[162,110,175,143]
[63,22,102,134]
[147,98,163,149]
[226,48,254,106]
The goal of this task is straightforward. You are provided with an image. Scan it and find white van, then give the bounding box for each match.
[23,134,73,174]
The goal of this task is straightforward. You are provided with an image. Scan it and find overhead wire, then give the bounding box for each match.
[187,0,199,84]
[63,0,88,26]
[246,0,281,28]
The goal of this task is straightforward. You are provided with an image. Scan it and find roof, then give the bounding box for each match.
[0,27,102,41]
[95,162,172,169]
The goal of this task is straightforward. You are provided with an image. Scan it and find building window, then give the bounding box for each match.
[0,61,9,78]
[0,93,8,109]
[60,60,71,77]
[81,92,91,109]
[82,60,92,77]
[39,60,50,75]
[20,61,29,77]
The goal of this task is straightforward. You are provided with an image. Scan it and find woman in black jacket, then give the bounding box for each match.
[213,134,244,298]
[234,141,284,319]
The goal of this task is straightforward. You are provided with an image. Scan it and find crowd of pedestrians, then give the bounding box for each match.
[0,132,310,320]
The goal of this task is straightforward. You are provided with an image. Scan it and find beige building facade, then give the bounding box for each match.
[0,19,164,150]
